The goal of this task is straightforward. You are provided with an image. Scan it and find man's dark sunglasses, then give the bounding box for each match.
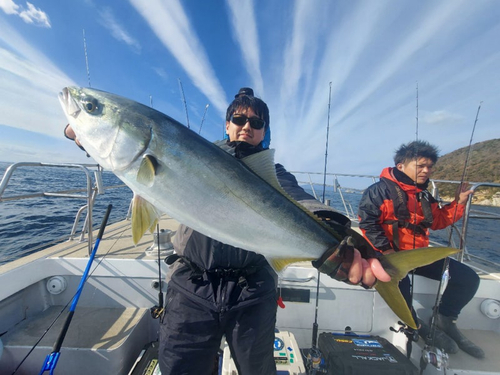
[230,114,266,130]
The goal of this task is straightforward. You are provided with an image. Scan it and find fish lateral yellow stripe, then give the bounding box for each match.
[270,258,315,272]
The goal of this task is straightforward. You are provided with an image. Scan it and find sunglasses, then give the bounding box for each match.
[230,114,266,130]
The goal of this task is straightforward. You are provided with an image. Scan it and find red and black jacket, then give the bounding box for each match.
[358,167,465,252]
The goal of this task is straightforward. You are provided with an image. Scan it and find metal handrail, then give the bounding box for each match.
[0,162,127,256]
[459,182,500,262]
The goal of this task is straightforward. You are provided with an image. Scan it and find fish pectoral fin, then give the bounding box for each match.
[375,280,417,330]
[131,194,161,244]
[137,154,159,187]
[380,247,460,281]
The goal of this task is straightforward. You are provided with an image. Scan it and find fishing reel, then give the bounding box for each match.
[305,347,328,374]
[420,345,449,372]
[390,321,419,342]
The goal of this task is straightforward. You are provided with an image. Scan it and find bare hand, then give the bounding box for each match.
[455,183,473,205]
[348,249,391,287]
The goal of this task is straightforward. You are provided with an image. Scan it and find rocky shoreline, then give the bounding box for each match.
[440,192,500,207]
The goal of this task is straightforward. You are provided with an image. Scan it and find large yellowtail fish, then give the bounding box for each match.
[59,86,459,329]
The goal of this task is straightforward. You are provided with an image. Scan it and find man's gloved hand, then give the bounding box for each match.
[312,236,355,282]
[312,212,390,287]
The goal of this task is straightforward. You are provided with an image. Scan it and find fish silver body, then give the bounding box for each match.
[59,86,340,269]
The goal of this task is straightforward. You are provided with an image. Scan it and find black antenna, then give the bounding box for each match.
[178,78,190,129]
[321,82,333,204]
[82,29,91,88]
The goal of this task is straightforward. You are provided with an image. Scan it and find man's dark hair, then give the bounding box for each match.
[226,94,270,130]
[393,140,439,165]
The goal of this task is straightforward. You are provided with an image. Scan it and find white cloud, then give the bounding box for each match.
[98,7,141,53]
[225,0,264,96]
[422,110,463,126]
[0,1,50,27]
[129,0,228,117]
[0,18,75,136]
[0,0,19,14]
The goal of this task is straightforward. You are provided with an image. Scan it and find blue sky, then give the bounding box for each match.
[0,0,499,182]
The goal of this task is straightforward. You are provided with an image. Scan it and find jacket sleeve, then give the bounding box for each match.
[358,183,393,252]
[430,199,465,230]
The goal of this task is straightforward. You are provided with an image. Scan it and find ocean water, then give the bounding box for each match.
[0,161,132,264]
[1,162,499,265]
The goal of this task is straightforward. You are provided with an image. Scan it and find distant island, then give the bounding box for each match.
[432,139,500,207]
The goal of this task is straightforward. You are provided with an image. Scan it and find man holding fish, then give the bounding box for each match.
[61,86,456,374]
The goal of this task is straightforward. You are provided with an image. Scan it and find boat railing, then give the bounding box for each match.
[291,171,500,268]
[432,180,500,262]
[0,162,127,256]
[290,171,378,220]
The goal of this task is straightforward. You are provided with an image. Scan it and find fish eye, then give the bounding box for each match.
[82,96,99,113]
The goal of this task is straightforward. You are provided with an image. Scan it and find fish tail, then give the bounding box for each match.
[375,247,460,329]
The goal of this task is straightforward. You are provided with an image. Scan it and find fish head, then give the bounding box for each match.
[59,86,152,171]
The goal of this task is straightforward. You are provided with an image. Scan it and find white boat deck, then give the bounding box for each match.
[1,216,499,375]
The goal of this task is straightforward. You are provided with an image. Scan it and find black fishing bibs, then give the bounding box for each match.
[380,178,434,251]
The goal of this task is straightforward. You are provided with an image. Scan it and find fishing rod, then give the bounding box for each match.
[307,82,333,374]
[39,204,113,375]
[321,82,333,204]
[178,78,190,129]
[150,224,164,319]
[83,29,91,88]
[392,83,420,358]
[199,104,209,135]
[421,102,482,372]
[406,83,420,358]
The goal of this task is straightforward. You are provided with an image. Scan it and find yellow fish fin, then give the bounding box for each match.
[381,247,460,281]
[375,246,460,329]
[375,279,417,329]
[131,194,161,244]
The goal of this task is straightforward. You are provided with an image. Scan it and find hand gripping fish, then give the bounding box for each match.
[59,86,458,329]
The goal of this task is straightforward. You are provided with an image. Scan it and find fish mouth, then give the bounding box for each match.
[58,87,81,118]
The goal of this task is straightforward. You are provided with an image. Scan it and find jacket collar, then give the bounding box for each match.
[381,167,429,192]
